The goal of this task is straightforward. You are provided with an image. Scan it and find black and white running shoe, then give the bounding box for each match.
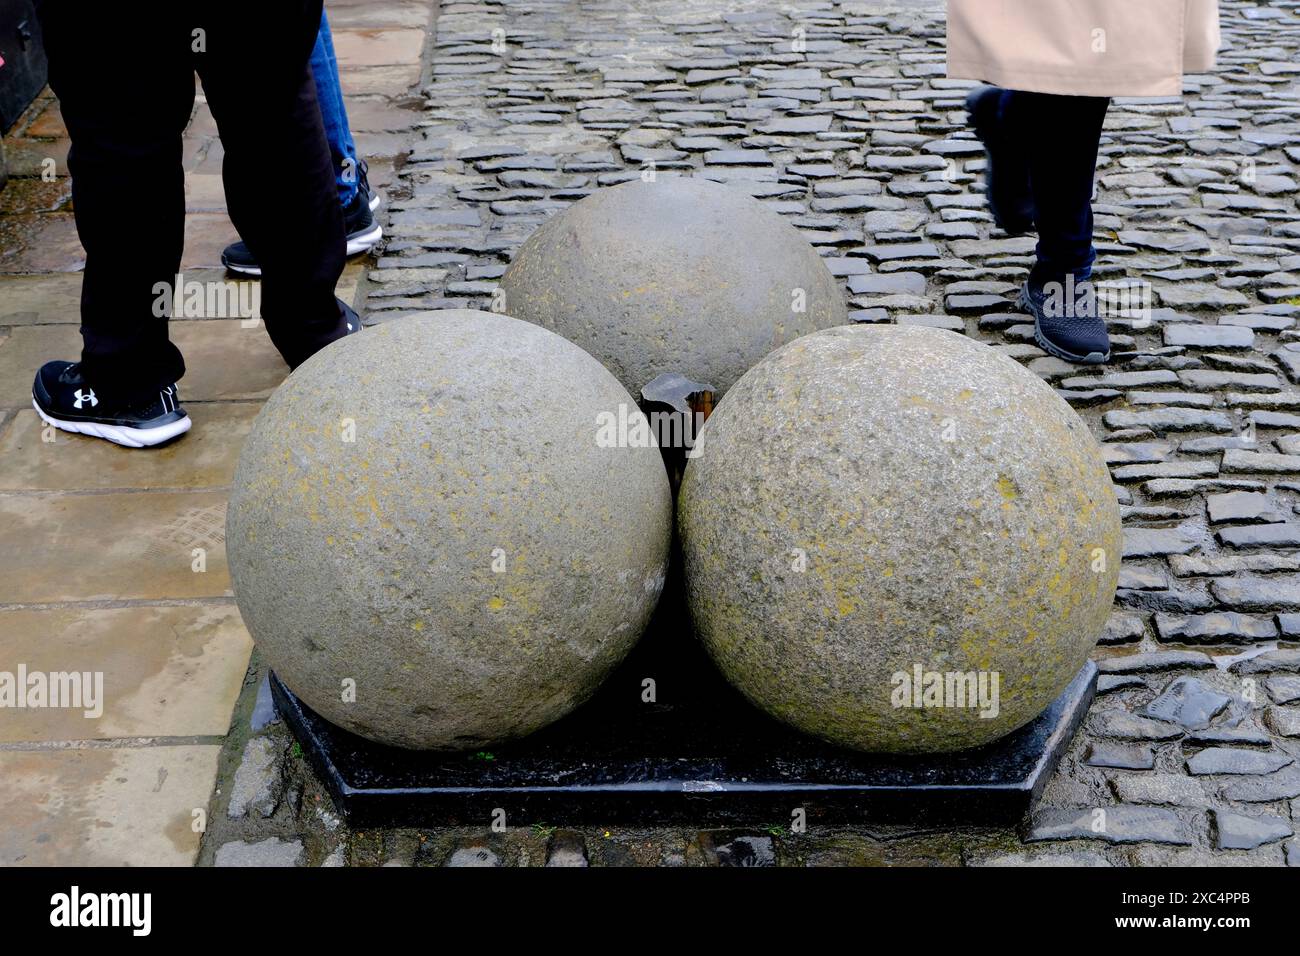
[357,158,381,213]
[32,361,192,448]
[222,180,383,277]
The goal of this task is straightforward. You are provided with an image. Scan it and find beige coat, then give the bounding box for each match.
[947,0,1220,97]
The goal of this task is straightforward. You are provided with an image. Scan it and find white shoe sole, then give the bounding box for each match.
[346,223,383,256]
[225,260,262,277]
[224,223,383,278]
[33,400,193,448]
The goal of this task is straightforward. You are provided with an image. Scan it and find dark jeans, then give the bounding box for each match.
[995,89,1111,288]
[38,0,351,403]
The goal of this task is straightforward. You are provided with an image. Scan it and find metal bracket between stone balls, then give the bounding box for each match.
[638,371,715,494]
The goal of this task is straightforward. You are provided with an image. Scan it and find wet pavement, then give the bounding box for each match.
[0,0,427,865]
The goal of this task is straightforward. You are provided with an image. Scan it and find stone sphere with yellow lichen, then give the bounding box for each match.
[678,324,1121,754]
[498,176,847,398]
[227,311,672,750]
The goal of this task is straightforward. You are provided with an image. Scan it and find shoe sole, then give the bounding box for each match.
[222,224,384,278]
[223,258,262,277]
[33,399,192,448]
[1016,289,1110,366]
[346,223,383,256]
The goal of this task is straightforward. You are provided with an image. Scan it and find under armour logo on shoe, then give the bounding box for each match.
[73,388,98,409]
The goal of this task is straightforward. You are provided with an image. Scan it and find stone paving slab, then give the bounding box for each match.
[0,212,81,273]
[0,605,251,741]
[0,745,222,866]
[334,28,428,69]
[0,404,260,491]
[0,273,84,325]
[0,0,429,868]
[0,323,288,406]
[0,491,233,602]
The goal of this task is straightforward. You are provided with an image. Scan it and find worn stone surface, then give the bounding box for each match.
[227,736,283,819]
[1211,810,1294,850]
[545,830,589,867]
[1220,765,1300,803]
[213,838,305,868]
[0,746,221,866]
[1086,742,1156,770]
[679,325,1121,753]
[1141,676,1231,730]
[1027,806,1192,846]
[1110,774,1209,808]
[446,844,501,867]
[1186,747,1294,776]
[227,312,672,749]
[500,177,846,396]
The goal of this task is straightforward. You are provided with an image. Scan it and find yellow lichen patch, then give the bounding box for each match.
[487,597,505,611]
[996,476,1018,501]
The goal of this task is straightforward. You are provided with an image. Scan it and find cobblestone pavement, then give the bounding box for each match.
[0,0,429,864]
[204,0,1300,867]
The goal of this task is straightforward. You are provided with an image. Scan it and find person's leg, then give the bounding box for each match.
[218,8,380,278]
[37,1,193,402]
[310,10,360,208]
[1004,91,1112,364]
[195,0,355,370]
[965,86,1034,235]
[1008,91,1111,288]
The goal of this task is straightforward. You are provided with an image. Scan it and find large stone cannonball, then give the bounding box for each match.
[498,176,847,397]
[678,325,1121,754]
[227,311,672,750]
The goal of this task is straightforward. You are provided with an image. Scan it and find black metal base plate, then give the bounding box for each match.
[272,581,1097,829]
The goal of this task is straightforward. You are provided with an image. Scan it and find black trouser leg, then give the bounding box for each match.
[1004,91,1111,288]
[37,3,193,402]
[194,0,351,369]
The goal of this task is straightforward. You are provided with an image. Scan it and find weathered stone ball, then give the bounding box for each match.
[227,311,672,750]
[499,176,847,397]
[678,325,1121,754]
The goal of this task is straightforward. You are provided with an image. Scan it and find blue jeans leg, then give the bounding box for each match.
[309,11,359,208]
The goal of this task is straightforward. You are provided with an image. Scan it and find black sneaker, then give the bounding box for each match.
[356,158,381,213]
[32,361,192,448]
[1017,278,1111,365]
[966,86,1035,236]
[222,188,384,277]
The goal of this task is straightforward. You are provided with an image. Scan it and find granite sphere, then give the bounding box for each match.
[498,176,847,397]
[227,311,672,750]
[678,325,1121,754]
